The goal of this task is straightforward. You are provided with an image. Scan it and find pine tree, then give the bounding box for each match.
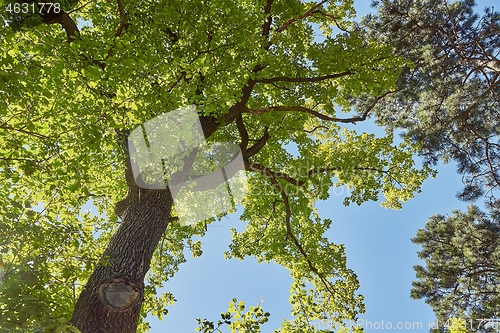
[357,0,500,202]
[412,205,500,333]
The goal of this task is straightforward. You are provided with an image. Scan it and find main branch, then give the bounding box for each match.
[257,164,347,303]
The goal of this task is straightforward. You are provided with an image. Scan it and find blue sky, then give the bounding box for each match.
[145,0,495,332]
[146,165,468,333]
[145,118,470,333]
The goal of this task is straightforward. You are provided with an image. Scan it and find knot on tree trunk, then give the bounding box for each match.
[98,277,140,310]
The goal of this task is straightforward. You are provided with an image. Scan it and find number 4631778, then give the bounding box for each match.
[5,2,61,14]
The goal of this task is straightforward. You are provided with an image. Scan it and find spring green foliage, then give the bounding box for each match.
[0,0,433,331]
[195,299,270,333]
[449,319,469,333]
[194,298,364,333]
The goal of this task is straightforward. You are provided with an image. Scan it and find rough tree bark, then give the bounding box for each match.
[69,127,175,332]
[70,189,174,332]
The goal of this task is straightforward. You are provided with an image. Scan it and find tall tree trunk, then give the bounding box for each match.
[70,188,173,333]
[70,128,174,333]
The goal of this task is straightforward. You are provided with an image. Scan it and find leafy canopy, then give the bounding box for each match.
[0,0,433,331]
